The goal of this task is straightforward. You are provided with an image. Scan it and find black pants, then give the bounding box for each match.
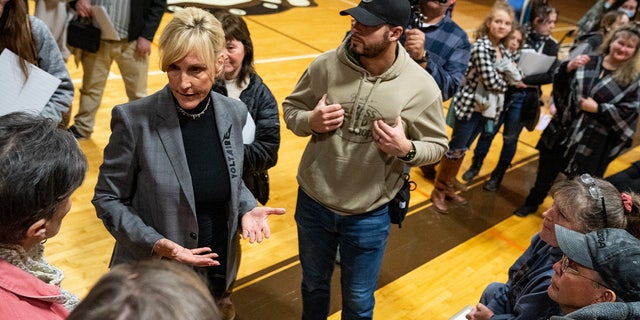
[607,161,640,193]
[525,142,565,207]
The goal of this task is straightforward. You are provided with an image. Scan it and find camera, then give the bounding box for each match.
[408,0,449,28]
[409,0,422,28]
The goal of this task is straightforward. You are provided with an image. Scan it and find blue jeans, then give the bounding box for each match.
[448,112,487,158]
[295,188,390,320]
[474,90,526,166]
[480,282,511,315]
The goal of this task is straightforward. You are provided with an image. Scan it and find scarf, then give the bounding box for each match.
[527,32,550,53]
[0,243,80,311]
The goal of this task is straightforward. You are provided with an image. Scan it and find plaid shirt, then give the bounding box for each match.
[417,16,471,101]
[555,56,640,175]
[451,36,511,120]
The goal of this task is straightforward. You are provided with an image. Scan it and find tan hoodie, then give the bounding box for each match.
[283,36,448,215]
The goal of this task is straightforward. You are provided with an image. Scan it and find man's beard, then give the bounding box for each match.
[349,32,391,58]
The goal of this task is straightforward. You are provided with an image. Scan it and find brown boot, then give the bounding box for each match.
[438,156,467,206]
[218,295,236,320]
[431,180,449,213]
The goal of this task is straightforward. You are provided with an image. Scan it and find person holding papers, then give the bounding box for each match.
[429,1,516,213]
[515,23,640,217]
[211,10,280,206]
[67,0,166,139]
[462,1,559,194]
[0,0,73,126]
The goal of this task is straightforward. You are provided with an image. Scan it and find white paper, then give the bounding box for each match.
[449,305,473,320]
[518,49,556,76]
[242,111,255,144]
[92,5,120,40]
[536,113,552,131]
[0,49,61,117]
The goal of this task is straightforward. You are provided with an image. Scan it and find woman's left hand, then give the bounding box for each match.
[579,97,599,113]
[465,303,494,320]
[241,207,286,243]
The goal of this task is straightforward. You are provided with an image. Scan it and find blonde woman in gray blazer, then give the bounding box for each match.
[92,8,284,319]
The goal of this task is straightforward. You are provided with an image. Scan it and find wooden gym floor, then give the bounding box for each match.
[34,0,640,318]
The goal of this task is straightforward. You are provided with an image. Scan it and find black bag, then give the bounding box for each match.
[389,173,416,228]
[253,171,270,205]
[245,171,270,205]
[521,89,542,132]
[539,119,565,150]
[67,16,101,53]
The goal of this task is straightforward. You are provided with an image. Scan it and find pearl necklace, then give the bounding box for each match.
[176,97,211,120]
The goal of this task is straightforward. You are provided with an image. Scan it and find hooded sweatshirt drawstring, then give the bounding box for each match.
[348,75,382,135]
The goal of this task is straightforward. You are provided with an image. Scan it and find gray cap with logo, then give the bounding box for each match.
[555,225,640,302]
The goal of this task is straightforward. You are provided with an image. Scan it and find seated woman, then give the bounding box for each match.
[68,260,221,320]
[548,225,640,317]
[466,174,640,320]
[0,112,87,319]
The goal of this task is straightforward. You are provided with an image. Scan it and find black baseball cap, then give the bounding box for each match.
[339,0,411,27]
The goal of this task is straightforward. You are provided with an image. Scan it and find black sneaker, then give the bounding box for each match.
[68,125,86,140]
[514,204,538,217]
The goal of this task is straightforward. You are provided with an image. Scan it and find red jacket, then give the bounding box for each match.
[0,260,69,319]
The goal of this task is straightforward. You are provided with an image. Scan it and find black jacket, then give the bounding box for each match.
[213,74,280,204]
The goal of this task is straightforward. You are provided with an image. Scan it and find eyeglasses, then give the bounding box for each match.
[560,255,610,289]
[580,174,608,228]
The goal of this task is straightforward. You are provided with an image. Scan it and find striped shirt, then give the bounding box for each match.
[92,0,131,40]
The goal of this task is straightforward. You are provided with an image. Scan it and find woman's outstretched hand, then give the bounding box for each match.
[153,238,219,267]
[241,207,286,243]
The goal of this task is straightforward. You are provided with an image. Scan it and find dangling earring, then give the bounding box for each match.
[41,238,47,244]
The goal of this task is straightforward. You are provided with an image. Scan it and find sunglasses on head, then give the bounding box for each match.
[579,174,608,228]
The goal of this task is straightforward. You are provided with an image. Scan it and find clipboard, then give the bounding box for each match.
[92,5,120,40]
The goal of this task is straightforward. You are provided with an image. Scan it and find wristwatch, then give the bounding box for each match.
[413,51,428,64]
[399,142,416,161]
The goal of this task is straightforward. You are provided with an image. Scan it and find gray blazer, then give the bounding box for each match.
[93,86,257,291]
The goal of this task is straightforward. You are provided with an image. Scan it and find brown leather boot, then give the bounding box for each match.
[218,295,236,320]
[431,179,449,213]
[439,156,467,205]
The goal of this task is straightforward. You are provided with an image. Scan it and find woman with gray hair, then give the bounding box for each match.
[92,7,285,320]
[68,260,221,320]
[0,112,87,319]
[467,174,640,320]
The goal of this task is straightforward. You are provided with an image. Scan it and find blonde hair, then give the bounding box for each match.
[600,23,640,87]
[159,7,225,80]
[475,0,515,40]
